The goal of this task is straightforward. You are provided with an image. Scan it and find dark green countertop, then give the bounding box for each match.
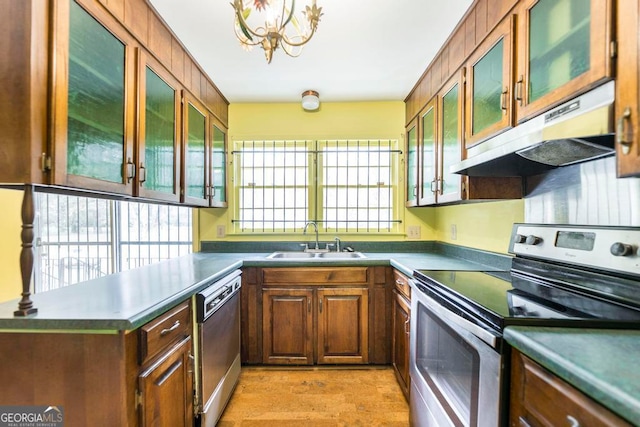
[505,326,640,426]
[0,246,510,332]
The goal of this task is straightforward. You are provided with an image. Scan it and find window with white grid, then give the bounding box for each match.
[34,192,192,292]
[232,139,400,233]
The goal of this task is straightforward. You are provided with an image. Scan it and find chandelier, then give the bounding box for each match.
[231,0,323,63]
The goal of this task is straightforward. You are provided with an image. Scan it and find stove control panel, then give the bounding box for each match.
[509,224,640,276]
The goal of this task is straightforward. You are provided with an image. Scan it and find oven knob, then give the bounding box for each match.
[610,242,634,257]
[513,234,527,244]
[525,235,542,246]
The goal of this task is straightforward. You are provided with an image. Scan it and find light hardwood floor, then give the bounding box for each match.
[217,367,410,426]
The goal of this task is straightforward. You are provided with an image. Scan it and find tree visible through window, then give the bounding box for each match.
[232,139,401,233]
[34,192,192,292]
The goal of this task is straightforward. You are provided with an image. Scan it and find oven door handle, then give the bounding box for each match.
[422,292,500,348]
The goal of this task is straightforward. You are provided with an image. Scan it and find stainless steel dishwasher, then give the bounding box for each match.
[194,270,242,427]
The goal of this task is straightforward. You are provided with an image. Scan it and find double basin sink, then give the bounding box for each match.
[266,251,366,259]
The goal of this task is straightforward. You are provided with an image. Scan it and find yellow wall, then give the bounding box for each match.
[413,200,525,254]
[198,101,419,246]
[0,189,24,303]
[197,101,526,255]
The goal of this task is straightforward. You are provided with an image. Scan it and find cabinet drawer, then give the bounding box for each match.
[139,301,191,365]
[393,270,412,300]
[262,267,369,285]
[518,353,631,427]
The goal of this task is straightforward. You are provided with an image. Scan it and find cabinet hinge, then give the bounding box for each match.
[610,40,617,59]
[41,153,52,172]
[135,390,143,407]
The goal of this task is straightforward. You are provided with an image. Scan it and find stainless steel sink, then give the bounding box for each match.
[266,252,316,259]
[316,252,366,259]
[266,251,366,259]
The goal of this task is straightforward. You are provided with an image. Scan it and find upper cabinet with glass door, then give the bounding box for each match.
[136,52,181,203]
[418,100,437,206]
[405,119,419,207]
[437,74,465,204]
[182,95,210,207]
[514,0,613,122]
[210,120,228,207]
[465,17,515,148]
[53,0,136,194]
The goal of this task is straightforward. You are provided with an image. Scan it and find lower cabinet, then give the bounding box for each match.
[137,301,193,427]
[510,349,632,427]
[0,300,194,426]
[247,266,390,366]
[391,269,411,401]
[262,286,369,365]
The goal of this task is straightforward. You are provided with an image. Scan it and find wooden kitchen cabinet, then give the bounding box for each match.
[210,120,228,207]
[513,0,613,123]
[262,288,314,364]
[405,118,419,207]
[391,270,411,401]
[0,0,228,205]
[317,287,369,364]
[52,0,137,194]
[418,99,437,206]
[136,51,182,203]
[510,349,631,426]
[255,267,378,365]
[0,299,194,426]
[615,0,640,177]
[138,336,193,427]
[465,16,515,148]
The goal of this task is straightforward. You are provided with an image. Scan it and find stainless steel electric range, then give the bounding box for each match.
[409,224,640,427]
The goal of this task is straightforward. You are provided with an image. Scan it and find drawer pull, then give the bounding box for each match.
[395,279,404,286]
[518,416,532,427]
[566,415,580,427]
[160,320,181,336]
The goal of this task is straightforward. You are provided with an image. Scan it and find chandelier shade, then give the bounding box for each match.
[231,0,323,63]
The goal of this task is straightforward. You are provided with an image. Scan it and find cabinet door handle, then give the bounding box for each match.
[437,179,443,195]
[515,76,524,105]
[211,186,216,198]
[501,87,509,112]
[126,158,135,183]
[404,317,410,335]
[413,186,417,197]
[617,107,633,155]
[139,163,146,184]
[319,297,323,312]
[430,179,437,193]
[518,416,532,427]
[308,299,311,313]
[566,415,580,427]
[160,320,180,336]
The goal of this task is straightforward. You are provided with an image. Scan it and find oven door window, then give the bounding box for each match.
[416,303,480,426]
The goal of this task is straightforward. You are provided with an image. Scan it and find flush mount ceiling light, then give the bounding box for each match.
[231,0,323,64]
[301,90,320,111]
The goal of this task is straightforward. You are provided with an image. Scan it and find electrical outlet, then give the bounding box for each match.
[216,225,226,238]
[407,225,421,239]
[450,224,457,240]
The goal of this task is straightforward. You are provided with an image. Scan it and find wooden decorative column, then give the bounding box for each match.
[14,184,37,316]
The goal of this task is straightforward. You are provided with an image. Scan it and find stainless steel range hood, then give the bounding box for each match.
[451,81,616,177]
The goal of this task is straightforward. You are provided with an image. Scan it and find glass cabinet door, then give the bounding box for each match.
[182,95,209,206]
[137,53,181,202]
[405,120,418,207]
[61,0,135,193]
[465,17,514,148]
[418,101,437,206]
[210,122,228,207]
[438,75,463,204]
[515,0,612,122]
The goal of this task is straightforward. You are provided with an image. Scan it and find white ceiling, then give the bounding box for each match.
[147,0,473,103]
